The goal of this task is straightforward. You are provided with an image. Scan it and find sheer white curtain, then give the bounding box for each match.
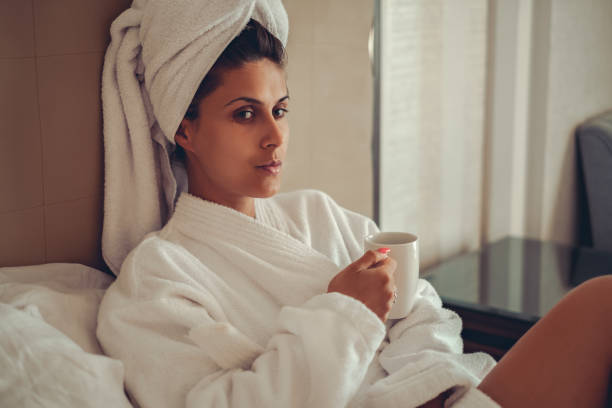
[378,0,488,268]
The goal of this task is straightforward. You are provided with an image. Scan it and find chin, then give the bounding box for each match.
[252,183,281,198]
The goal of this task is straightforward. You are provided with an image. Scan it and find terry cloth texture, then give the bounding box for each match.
[97,189,499,408]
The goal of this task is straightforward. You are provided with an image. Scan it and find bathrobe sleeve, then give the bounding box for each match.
[318,192,499,407]
[356,279,498,407]
[96,237,387,408]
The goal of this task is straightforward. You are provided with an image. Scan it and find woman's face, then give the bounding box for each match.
[177,58,289,210]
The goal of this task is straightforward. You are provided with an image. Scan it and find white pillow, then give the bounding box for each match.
[0,303,133,407]
[0,263,113,354]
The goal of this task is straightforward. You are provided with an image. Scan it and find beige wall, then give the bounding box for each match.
[0,0,375,269]
[0,0,130,270]
[281,0,375,219]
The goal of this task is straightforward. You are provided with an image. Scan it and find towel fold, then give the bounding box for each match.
[101,0,289,275]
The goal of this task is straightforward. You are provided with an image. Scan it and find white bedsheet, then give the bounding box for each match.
[0,264,133,407]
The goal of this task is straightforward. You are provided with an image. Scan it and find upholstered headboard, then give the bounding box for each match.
[0,1,131,272]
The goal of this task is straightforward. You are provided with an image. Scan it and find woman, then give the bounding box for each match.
[97,12,612,408]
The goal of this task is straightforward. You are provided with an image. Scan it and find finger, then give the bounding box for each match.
[365,248,391,269]
[371,255,396,272]
[353,249,387,270]
[369,259,397,288]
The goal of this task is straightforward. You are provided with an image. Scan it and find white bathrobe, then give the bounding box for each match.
[97,189,499,408]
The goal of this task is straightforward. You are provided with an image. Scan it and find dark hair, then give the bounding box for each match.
[175,19,286,161]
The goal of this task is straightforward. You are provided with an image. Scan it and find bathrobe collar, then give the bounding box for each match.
[165,192,342,306]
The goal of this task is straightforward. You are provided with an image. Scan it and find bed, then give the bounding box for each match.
[0,263,134,406]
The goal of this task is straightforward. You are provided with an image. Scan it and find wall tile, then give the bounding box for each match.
[313,0,374,47]
[0,0,35,58]
[37,52,104,204]
[45,195,104,270]
[0,207,45,267]
[0,58,44,212]
[33,0,131,56]
[310,44,373,217]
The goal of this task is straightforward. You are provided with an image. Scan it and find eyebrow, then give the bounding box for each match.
[224,95,289,107]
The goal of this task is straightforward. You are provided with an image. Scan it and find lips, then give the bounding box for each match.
[256,160,282,175]
[258,160,282,167]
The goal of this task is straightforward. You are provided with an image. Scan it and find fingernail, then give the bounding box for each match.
[377,247,391,255]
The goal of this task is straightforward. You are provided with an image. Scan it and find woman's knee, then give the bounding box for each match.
[572,275,612,302]
[563,275,612,331]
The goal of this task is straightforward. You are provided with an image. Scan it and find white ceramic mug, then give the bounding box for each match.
[364,232,419,319]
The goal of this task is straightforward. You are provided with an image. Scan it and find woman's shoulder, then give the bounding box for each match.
[267,188,376,234]
[271,189,371,222]
[126,230,183,261]
[114,231,200,287]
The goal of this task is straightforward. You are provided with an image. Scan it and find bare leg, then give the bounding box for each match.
[478,275,612,407]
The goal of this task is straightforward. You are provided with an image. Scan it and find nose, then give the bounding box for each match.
[260,113,285,149]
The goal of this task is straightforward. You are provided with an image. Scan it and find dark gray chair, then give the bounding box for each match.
[576,110,612,252]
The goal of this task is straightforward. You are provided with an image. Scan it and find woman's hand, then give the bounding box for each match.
[327,249,397,323]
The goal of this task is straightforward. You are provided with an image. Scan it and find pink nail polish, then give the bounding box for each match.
[377,247,391,255]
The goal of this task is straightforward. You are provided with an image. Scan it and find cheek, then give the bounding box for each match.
[195,132,252,175]
[193,121,232,157]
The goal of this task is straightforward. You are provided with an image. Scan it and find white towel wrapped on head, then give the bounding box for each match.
[101,0,289,275]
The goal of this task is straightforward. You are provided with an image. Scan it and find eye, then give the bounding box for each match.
[274,108,289,118]
[234,109,254,121]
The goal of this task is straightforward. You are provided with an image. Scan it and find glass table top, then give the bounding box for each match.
[422,236,612,322]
